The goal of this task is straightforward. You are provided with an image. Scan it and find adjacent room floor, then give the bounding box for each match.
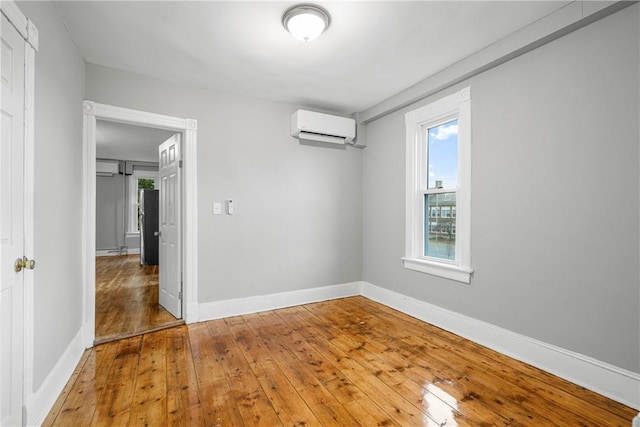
[46,296,635,426]
[95,255,183,344]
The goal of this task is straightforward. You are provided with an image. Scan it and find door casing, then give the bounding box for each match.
[82,101,198,347]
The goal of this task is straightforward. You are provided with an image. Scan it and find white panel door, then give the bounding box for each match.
[1,13,25,427]
[158,134,181,318]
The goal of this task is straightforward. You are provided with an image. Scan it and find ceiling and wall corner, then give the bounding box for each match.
[52,1,573,115]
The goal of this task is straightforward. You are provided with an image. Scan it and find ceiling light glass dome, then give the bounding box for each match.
[283,4,330,42]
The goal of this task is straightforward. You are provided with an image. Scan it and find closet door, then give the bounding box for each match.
[1,12,27,427]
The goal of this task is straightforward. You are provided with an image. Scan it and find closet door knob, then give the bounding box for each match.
[23,257,36,270]
[14,256,35,272]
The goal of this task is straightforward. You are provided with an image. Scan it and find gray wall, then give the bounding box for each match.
[86,64,363,302]
[95,162,159,252]
[363,5,639,372]
[96,174,125,250]
[15,1,86,391]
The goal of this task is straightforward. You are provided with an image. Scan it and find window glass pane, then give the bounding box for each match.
[137,179,155,230]
[138,178,155,190]
[427,119,458,189]
[424,192,456,260]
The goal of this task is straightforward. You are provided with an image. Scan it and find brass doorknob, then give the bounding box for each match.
[23,257,35,270]
[14,256,36,272]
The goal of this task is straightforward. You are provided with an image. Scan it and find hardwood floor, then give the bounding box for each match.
[45,296,636,426]
[95,255,182,343]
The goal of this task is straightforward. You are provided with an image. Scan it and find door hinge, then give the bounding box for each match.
[178,290,183,300]
[178,160,183,168]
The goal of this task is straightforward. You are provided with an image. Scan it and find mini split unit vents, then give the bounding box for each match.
[290,109,357,146]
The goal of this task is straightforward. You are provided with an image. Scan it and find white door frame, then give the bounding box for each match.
[82,101,198,347]
[1,0,38,422]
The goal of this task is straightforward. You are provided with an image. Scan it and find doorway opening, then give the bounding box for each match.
[94,121,182,343]
[82,102,198,348]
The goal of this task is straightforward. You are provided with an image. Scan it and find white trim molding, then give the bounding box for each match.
[360,282,640,410]
[83,101,198,347]
[198,282,363,322]
[24,326,85,426]
[22,17,37,427]
[1,0,38,51]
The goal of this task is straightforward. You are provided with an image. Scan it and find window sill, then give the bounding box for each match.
[402,257,472,284]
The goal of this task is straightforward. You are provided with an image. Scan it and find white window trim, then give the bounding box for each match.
[126,170,158,234]
[403,87,472,284]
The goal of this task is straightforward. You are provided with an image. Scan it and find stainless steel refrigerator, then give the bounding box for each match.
[139,189,159,265]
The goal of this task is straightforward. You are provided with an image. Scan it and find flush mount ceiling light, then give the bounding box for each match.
[282,4,330,42]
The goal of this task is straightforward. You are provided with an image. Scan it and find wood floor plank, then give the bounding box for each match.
[224,315,323,426]
[254,309,436,426]
[95,255,179,342]
[242,312,366,426]
[92,336,143,426]
[311,300,564,426]
[43,297,637,427]
[319,298,586,425]
[188,322,245,427]
[278,307,476,425]
[206,317,283,426]
[128,331,168,427]
[166,326,206,426]
[276,306,475,427]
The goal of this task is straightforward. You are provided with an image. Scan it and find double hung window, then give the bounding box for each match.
[403,87,472,283]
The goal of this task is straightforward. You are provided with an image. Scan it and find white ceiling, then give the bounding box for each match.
[53,1,570,115]
[96,120,176,162]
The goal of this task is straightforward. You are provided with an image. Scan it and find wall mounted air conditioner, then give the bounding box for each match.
[291,109,356,145]
[96,160,119,176]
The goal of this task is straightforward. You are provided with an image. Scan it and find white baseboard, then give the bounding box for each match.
[633,413,640,427]
[360,281,640,410]
[96,248,140,257]
[186,302,199,324]
[198,281,363,322]
[24,326,86,426]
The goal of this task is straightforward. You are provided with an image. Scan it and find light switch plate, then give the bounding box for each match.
[213,202,222,215]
